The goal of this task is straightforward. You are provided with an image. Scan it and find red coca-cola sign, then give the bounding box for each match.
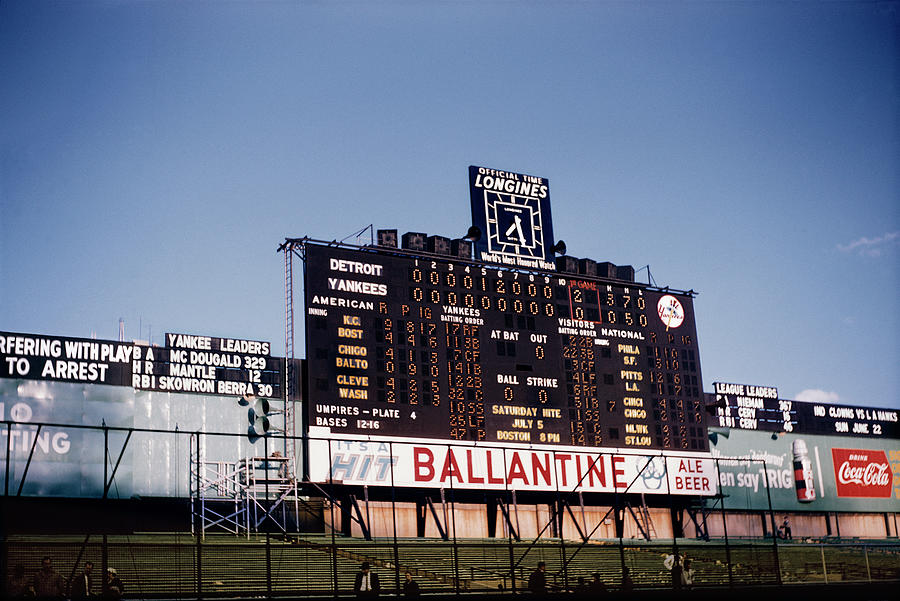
[831,448,892,498]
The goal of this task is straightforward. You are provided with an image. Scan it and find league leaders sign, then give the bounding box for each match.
[709,381,899,439]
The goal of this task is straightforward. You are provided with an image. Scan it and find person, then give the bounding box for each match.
[663,553,683,590]
[267,451,289,480]
[353,562,380,597]
[6,564,31,598]
[620,567,633,592]
[70,561,94,600]
[33,556,65,599]
[681,559,695,588]
[782,516,792,540]
[401,571,419,598]
[588,572,607,593]
[527,561,547,594]
[102,568,124,600]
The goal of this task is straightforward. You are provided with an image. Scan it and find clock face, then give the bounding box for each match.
[484,192,546,260]
[657,295,685,329]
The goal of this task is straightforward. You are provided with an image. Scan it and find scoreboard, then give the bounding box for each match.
[304,242,707,453]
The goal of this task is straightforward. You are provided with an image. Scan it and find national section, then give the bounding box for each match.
[304,243,707,452]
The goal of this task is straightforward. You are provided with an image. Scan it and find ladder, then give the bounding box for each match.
[625,494,657,540]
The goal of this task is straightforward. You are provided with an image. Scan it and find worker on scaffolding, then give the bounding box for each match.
[258,450,293,483]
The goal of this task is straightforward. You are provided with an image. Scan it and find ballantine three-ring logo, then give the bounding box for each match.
[831,448,892,498]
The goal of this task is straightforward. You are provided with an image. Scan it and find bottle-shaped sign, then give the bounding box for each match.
[792,439,816,502]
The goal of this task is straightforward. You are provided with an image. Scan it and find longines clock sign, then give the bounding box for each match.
[469,165,556,270]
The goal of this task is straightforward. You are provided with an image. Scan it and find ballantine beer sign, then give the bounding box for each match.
[308,438,717,495]
[831,448,892,498]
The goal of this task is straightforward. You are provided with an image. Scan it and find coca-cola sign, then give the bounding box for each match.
[831,448,892,498]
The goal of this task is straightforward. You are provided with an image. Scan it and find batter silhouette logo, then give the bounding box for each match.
[831,448,892,498]
[469,166,556,271]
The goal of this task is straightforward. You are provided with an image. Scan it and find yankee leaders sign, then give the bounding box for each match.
[308,438,717,495]
[0,330,283,399]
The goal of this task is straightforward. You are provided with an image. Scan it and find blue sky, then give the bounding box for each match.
[1,1,897,409]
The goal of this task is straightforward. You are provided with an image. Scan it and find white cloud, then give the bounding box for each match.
[795,389,840,404]
[837,231,899,257]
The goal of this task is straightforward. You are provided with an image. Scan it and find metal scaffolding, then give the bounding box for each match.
[189,433,299,537]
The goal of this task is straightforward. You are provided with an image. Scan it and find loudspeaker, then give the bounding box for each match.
[597,262,617,279]
[578,258,597,277]
[426,235,451,255]
[401,232,427,251]
[376,229,398,248]
[451,239,473,259]
[616,265,635,282]
[555,256,578,273]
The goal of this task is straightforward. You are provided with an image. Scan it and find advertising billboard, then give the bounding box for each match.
[468,165,556,270]
[1,330,287,499]
[0,378,259,498]
[709,427,900,512]
[307,437,717,495]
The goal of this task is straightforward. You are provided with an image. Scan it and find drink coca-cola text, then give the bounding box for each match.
[832,448,892,498]
[837,460,891,486]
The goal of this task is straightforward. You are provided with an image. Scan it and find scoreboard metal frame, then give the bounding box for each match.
[302,239,708,461]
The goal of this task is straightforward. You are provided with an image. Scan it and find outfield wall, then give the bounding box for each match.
[3,378,899,539]
[321,500,900,540]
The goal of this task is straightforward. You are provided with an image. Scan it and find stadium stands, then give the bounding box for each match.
[5,533,897,597]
